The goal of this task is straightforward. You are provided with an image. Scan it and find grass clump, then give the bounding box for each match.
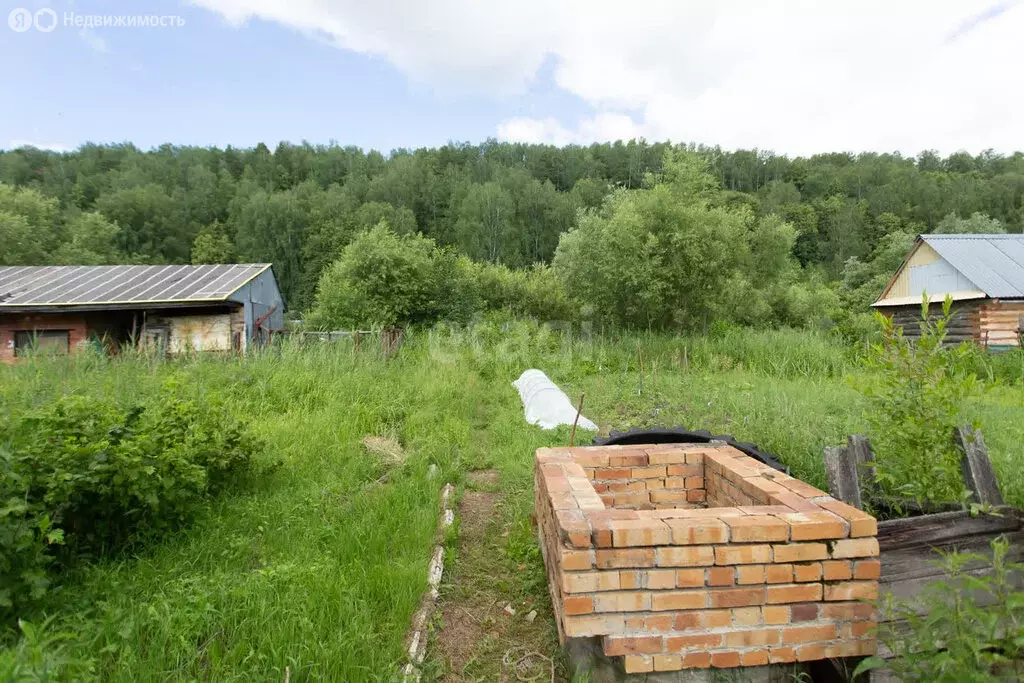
[856,537,1024,682]
[0,323,1021,681]
[1,382,266,625]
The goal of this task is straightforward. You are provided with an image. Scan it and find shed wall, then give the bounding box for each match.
[880,242,986,305]
[885,242,939,300]
[163,313,233,353]
[229,268,285,343]
[979,300,1024,347]
[0,313,90,364]
[882,300,981,345]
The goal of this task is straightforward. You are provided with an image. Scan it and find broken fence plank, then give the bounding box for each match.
[824,444,863,510]
[847,434,877,492]
[955,426,1004,506]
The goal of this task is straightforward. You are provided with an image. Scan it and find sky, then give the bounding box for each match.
[0,0,1022,156]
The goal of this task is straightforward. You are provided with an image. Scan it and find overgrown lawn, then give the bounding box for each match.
[2,326,1021,681]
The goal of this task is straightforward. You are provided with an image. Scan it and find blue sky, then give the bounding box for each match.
[1,0,592,152]
[1,0,1021,155]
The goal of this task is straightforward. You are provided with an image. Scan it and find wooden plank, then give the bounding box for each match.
[955,426,1004,506]
[879,510,1024,620]
[847,434,877,493]
[824,444,863,509]
[877,508,1022,551]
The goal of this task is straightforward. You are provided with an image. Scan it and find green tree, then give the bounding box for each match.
[0,184,60,265]
[94,184,179,260]
[308,223,477,329]
[52,212,121,265]
[858,295,978,505]
[232,186,312,303]
[840,231,916,309]
[934,211,1005,234]
[190,222,234,264]
[554,151,749,330]
[455,181,514,263]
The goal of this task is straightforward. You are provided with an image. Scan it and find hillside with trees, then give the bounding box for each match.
[1,141,1021,331]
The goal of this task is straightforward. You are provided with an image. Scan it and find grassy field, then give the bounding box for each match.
[2,324,1022,681]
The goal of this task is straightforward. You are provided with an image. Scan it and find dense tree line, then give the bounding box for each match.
[1,140,1022,325]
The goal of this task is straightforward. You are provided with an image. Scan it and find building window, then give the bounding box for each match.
[14,330,71,357]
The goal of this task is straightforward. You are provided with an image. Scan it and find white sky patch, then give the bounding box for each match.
[190,0,1024,154]
[78,28,110,54]
[9,140,73,153]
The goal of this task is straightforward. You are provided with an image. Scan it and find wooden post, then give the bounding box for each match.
[955,426,1004,506]
[847,434,877,492]
[824,444,863,510]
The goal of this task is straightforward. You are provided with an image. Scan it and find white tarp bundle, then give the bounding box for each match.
[512,369,598,431]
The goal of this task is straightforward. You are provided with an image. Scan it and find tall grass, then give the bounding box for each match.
[2,324,1021,681]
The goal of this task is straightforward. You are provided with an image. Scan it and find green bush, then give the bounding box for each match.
[0,388,263,623]
[552,151,811,331]
[308,222,478,329]
[473,261,573,321]
[856,295,977,505]
[856,536,1024,682]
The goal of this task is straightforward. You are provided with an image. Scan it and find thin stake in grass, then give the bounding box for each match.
[637,343,644,396]
[569,393,585,447]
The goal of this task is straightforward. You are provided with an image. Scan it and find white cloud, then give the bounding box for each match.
[78,28,110,54]
[497,113,646,146]
[190,0,1024,154]
[9,140,73,153]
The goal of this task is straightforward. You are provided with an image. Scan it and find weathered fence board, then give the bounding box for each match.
[955,426,1004,506]
[822,429,1024,680]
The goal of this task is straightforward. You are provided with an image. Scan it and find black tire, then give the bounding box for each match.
[592,426,788,473]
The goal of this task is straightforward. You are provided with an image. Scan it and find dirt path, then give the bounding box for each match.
[427,469,566,682]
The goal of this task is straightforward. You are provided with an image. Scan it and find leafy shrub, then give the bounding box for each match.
[552,151,810,331]
[308,222,478,329]
[0,388,264,623]
[956,344,1024,386]
[0,617,95,681]
[856,295,977,505]
[473,261,573,322]
[856,536,1024,682]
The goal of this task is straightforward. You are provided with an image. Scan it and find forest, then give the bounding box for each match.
[1,140,1022,333]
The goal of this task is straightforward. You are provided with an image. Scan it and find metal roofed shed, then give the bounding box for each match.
[0,264,285,362]
[873,234,1024,348]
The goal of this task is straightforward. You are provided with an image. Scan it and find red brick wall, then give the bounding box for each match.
[535,443,879,674]
[0,313,90,363]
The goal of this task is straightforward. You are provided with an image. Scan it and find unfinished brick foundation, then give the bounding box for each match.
[535,443,879,675]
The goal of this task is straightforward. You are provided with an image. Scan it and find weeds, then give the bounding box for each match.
[0,324,1021,680]
[857,296,979,506]
[855,536,1024,682]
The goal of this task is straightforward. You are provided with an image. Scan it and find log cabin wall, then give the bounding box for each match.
[978,300,1024,348]
[883,299,981,345]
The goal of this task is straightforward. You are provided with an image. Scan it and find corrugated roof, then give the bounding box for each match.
[0,264,271,308]
[921,234,1024,299]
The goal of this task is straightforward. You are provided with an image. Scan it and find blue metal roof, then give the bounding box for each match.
[921,234,1024,299]
[0,264,271,308]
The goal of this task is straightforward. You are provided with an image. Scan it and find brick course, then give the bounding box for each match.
[0,314,89,364]
[536,443,878,673]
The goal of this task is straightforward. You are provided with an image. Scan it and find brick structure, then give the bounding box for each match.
[0,314,90,364]
[535,443,879,674]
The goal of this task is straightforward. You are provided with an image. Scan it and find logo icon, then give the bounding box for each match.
[8,7,32,32]
[34,8,57,32]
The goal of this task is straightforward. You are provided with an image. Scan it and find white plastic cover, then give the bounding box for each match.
[512,369,598,431]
